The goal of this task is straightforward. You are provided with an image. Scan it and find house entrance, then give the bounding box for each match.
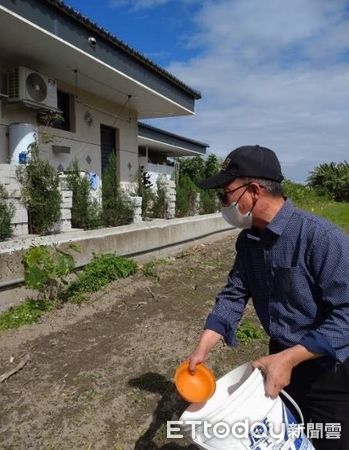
[100,124,119,171]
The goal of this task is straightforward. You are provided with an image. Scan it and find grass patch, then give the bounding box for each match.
[0,298,55,330]
[141,260,158,277]
[283,180,349,233]
[0,253,138,329]
[305,201,349,233]
[68,253,137,302]
[141,259,168,278]
[236,319,266,344]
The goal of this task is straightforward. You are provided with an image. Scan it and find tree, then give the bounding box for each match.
[102,152,134,226]
[175,154,221,215]
[17,141,61,235]
[205,154,220,178]
[179,156,206,185]
[66,159,103,229]
[307,161,349,201]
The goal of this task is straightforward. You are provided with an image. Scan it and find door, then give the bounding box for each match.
[100,125,119,171]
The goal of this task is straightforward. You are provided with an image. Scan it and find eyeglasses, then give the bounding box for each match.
[216,183,250,205]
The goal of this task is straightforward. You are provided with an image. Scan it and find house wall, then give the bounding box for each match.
[0,59,139,185]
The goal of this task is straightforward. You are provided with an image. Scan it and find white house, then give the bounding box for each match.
[0,0,208,194]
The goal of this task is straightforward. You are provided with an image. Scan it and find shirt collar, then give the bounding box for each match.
[265,197,295,236]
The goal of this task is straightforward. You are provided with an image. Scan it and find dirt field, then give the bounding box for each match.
[0,235,268,450]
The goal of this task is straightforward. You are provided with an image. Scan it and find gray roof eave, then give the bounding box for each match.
[42,0,201,100]
[138,122,208,155]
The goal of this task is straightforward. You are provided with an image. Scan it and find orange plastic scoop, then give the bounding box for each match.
[174,361,216,403]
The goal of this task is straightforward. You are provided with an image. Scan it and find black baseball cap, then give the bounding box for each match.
[198,145,284,189]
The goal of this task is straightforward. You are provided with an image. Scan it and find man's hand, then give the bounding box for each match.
[187,329,222,374]
[188,347,209,373]
[252,344,321,399]
[252,352,294,399]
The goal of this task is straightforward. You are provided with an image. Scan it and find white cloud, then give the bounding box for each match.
[151,0,349,182]
[108,0,197,10]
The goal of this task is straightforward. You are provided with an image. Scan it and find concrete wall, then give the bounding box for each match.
[0,59,139,185]
[0,214,236,292]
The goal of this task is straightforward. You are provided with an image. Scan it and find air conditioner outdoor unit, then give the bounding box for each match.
[7,66,57,110]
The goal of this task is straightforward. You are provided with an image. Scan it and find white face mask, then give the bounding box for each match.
[221,202,253,228]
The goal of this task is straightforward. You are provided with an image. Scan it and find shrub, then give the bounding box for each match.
[200,190,218,214]
[0,184,14,241]
[66,159,103,229]
[178,156,206,185]
[86,199,104,229]
[282,179,330,210]
[204,154,220,179]
[178,154,220,185]
[102,152,134,226]
[16,141,61,234]
[176,154,220,216]
[150,177,168,218]
[282,179,311,203]
[22,244,77,300]
[37,110,64,127]
[68,253,137,300]
[175,175,197,217]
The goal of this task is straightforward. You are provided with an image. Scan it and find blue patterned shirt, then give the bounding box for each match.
[205,199,349,362]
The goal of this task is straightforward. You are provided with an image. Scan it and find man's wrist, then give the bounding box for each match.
[282,344,321,367]
[198,330,222,353]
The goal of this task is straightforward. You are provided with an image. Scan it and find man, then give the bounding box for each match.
[188,145,349,450]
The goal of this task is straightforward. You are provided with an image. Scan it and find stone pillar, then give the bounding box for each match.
[126,196,142,223]
[164,179,176,219]
[56,174,73,232]
[0,164,29,236]
[120,181,138,196]
[194,192,201,216]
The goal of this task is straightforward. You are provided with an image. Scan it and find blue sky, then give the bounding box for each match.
[66,0,201,66]
[66,0,349,182]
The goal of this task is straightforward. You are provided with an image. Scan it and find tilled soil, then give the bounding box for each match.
[0,234,268,450]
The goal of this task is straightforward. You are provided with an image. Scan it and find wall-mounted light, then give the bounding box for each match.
[84,111,93,126]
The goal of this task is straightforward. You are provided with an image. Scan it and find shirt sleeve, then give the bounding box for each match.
[204,233,251,346]
[299,227,349,362]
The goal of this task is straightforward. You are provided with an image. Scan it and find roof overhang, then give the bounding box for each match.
[138,122,208,157]
[0,0,199,118]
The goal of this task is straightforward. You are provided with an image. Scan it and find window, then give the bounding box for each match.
[138,146,147,157]
[0,72,7,97]
[52,90,74,131]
